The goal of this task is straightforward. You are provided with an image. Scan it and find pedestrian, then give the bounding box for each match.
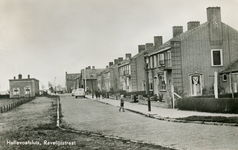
[119,95,125,112]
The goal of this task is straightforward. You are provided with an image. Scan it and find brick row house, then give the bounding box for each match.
[146,7,238,98]
[81,66,105,92]
[72,7,238,99]
[97,59,120,92]
[65,72,81,92]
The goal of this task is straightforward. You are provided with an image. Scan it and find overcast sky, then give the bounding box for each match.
[0,0,238,91]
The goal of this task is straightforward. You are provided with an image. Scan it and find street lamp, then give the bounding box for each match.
[144,52,151,111]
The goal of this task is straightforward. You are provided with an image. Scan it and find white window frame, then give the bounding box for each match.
[153,55,157,68]
[211,49,223,66]
[159,53,165,66]
[13,88,20,95]
[24,86,31,95]
[150,56,153,68]
[157,54,160,67]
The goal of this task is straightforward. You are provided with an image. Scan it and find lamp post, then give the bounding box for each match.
[144,52,151,111]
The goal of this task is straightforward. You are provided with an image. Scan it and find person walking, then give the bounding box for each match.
[119,95,125,112]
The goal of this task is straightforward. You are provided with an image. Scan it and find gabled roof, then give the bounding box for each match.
[220,59,238,74]
[147,22,209,55]
[66,73,80,80]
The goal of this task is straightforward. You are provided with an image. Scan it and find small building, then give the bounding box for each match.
[9,74,39,98]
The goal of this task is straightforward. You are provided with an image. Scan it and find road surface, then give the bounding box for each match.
[60,94,238,150]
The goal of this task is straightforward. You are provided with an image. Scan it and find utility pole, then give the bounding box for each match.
[144,52,151,111]
[228,28,234,98]
[84,68,87,93]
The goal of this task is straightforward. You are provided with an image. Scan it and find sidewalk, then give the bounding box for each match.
[86,95,238,119]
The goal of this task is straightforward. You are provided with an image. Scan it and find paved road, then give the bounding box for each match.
[60,94,238,150]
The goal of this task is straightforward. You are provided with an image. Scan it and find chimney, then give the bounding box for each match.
[114,59,118,64]
[92,66,95,69]
[154,36,163,49]
[118,57,123,62]
[28,75,30,79]
[125,53,131,60]
[145,43,153,50]
[173,26,183,37]
[207,7,221,23]
[138,45,145,53]
[14,76,16,80]
[106,65,108,68]
[88,66,91,69]
[187,21,200,30]
[18,74,22,79]
[109,62,113,66]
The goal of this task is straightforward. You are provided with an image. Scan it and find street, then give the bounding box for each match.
[60,94,238,150]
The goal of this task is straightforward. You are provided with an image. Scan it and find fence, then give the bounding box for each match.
[0,97,34,113]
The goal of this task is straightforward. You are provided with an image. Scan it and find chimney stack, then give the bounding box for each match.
[28,75,30,79]
[118,57,123,62]
[14,76,16,80]
[109,62,113,66]
[187,21,200,30]
[207,7,221,23]
[125,53,131,60]
[92,66,95,69]
[145,43,153,50]
[88,66,91,69]
[18,74,22,79]
[154,36,163,49]
[173,26,183,37]
[114,59,118,64]
[138,45,145,53]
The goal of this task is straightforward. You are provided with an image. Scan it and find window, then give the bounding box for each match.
[150,56,153,68]
[223,74,227,82]
[211,49,223,66]
[159,53,165,65]
[159,74,166,91]
[13,88,20,95]
[153,55,157,68]
[25,87,31,95]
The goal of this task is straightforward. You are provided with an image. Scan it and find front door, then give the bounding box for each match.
[190,74,202,96]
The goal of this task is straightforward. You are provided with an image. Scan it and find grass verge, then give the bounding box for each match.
[177,116,238,124]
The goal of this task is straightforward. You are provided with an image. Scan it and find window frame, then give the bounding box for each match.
[211,49,223,66]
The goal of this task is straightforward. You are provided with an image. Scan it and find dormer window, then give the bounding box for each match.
[211,49,223,66]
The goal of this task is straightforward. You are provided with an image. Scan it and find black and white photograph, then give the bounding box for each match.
[0,0,238,149]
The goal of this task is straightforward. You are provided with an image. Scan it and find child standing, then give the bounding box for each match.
[119,95,125,112]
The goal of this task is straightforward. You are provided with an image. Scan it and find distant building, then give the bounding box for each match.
[65,72,80,92]
[9,74,39,98]
[81,66,104,92]
[97,60,119,92]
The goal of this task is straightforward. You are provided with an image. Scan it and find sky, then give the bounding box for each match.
[0,0,238,91]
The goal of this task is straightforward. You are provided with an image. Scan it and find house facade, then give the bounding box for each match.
[146,7,238,98]
[9,74,39,98]
[97,59,120,92]
[81,66,104,92]
[65,72,81,92]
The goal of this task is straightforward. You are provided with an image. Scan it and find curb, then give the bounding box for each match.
[91,98,238,127]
